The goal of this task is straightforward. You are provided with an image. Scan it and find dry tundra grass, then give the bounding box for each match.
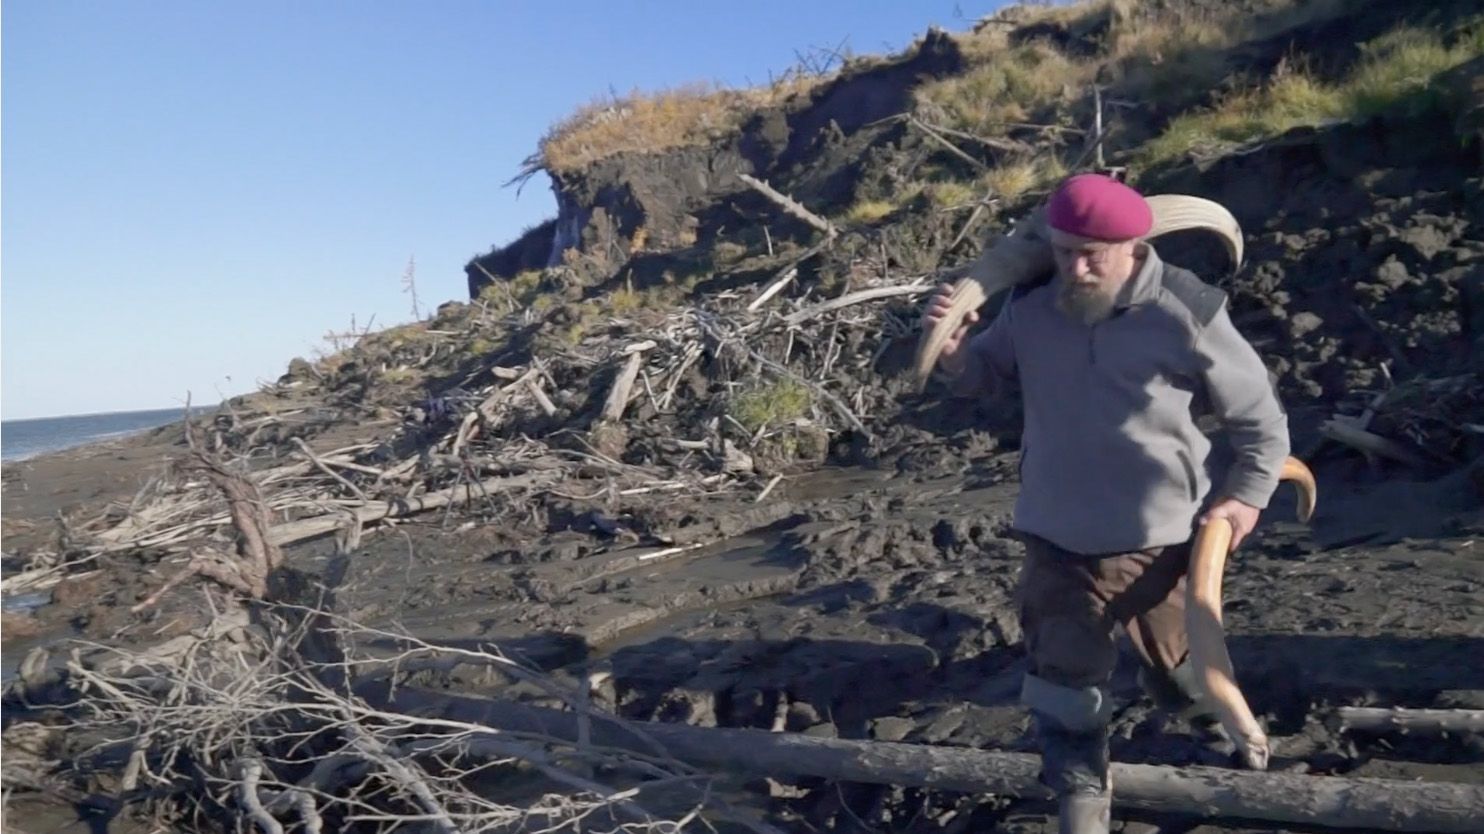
[1136,19,1484,166]
[540,74,822,173]
[536,0,1476,200]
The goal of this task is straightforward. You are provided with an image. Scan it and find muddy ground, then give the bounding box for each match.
[4,412,1484,833]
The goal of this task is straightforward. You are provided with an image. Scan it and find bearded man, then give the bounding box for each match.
[922,174,1290,833]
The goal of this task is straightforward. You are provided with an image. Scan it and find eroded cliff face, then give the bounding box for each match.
[454,0,1484,446]
[465,28,967,298]
[468,0,1483,302]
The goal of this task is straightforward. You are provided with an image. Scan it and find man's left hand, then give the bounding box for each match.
[1199,498,1262,553]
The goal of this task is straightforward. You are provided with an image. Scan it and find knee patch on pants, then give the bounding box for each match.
[1020,672,1113,733]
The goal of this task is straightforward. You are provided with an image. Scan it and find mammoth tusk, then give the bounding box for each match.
[1144,194,1245,267]
[911,195,1245,390]
[1186,455,1318,771]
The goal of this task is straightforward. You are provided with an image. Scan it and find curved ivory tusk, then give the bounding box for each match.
[911,195,1245,390]
[1186,455,1318,771]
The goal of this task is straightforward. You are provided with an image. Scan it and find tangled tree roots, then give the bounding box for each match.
[59,601,778,834]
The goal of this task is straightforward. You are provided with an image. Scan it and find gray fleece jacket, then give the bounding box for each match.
[952,244,1289,555]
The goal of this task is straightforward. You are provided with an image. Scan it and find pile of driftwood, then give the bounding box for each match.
[16,188,941,593]
[1316,368,1482,471]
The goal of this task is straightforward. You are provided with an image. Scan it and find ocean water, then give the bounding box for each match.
[1,407,205,462]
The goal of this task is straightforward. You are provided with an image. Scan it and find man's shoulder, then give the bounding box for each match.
[1156,262,1227,328]
[1007,272,1054,304]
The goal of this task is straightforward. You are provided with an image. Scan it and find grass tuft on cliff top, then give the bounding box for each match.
[540,74,821,173]
[1136,20,1484,167]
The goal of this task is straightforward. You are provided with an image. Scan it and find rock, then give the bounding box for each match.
[919,704,968,743]
[1289,312,1324,338]
[652,689,717,727]
[786,700,822,731]
[1375,257,1410,289]
[763,777,811,799]
[802,722,838,739]
[870,716,916,742]
[1399,224,1453,262]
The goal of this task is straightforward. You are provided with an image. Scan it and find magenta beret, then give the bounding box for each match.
[1046,173,1153,241]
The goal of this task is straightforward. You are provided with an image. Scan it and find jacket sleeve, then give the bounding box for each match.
[1195,304,1290,508]
[950,298,1018,399]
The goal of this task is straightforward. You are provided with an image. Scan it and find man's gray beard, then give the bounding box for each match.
[1055,283,1117,325]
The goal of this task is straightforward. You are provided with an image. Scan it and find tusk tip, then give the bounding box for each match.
[1280,456,1318,524]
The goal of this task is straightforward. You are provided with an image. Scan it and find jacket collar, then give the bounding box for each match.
[1112,242,1164,310]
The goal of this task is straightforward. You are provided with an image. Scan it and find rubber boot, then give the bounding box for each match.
[1034,717,1113,834]
[1058,789,1111,834]
[1139,662,1236,763]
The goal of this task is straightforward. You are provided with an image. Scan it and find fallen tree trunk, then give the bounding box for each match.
[1333,707,1484,736]
[396,693,1484,833]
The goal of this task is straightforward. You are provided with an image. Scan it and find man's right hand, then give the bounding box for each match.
[923,283,979,376]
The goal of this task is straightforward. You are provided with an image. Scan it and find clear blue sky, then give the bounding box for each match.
[2,0,1010,420]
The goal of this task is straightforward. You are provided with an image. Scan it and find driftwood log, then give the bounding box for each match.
[1333,707,1484,737]
[599,341,656,423]
[265,471,562,547]
[397,693,1484,833]
[738,173,837,238]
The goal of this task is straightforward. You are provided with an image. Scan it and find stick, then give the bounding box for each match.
[526,377,557,417]
[738,173,837,238]
[755,474,784,503]
[292,438,369,502]
[266,471,561,547]
[907,116,989,171]
[1093,84,1105,169]
[416,696,1484,834]
[289,790,324,834]
[783,284,932,326]
[747,267,798,312]
[600,343,654,422]
[1320,420,1429,467]
[239,759,286,834]
[601,354,644,422]
[636,542,706,563]
[313,457,387,478]
[1068,121,1112,172]
[920,120,1035,154]
[659,344,702,411]
[948,201,990,252]
[451,367,541,454]
[1333,707,1484,736]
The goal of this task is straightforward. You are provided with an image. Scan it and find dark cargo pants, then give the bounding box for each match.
[1017,532,1192,687]
[1014,531,1208,795]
